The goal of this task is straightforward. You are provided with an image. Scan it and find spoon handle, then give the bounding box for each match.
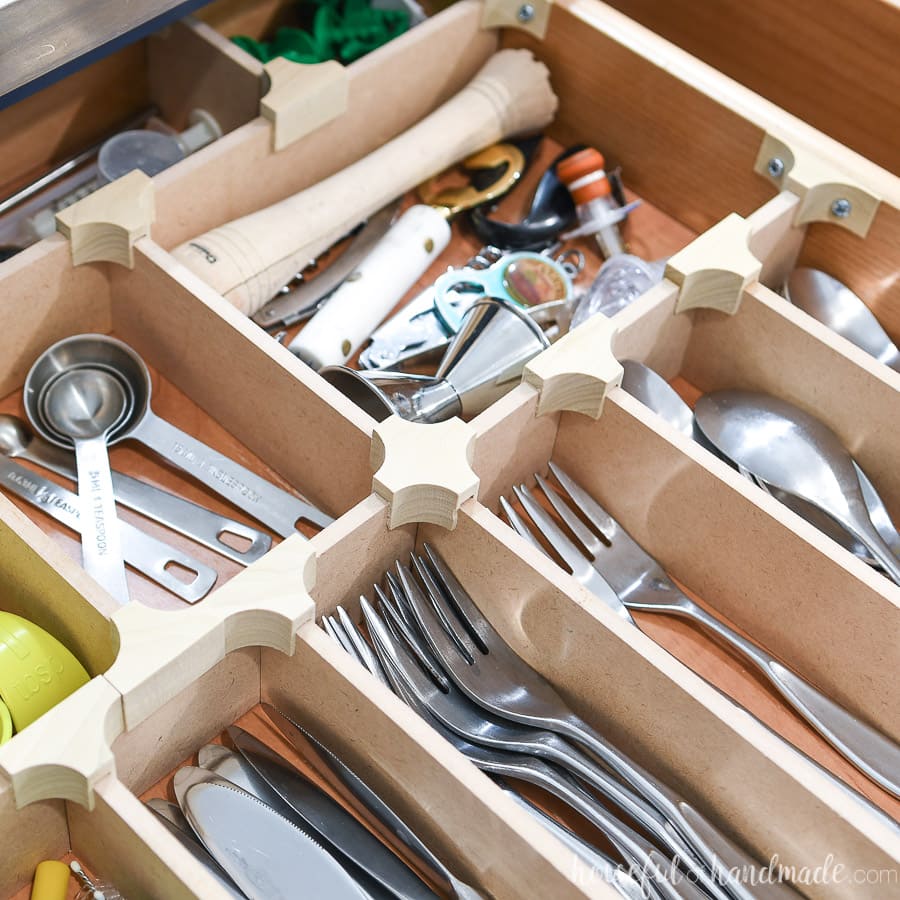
[74,436,129,604]
[682,605,900,798]
[847,515,900,586]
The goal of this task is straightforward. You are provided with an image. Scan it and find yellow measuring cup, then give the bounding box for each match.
[0,697,12,745]
[0,611,89,736]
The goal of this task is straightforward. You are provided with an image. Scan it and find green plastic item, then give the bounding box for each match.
[233,0,409,66]
[0,611,90,736]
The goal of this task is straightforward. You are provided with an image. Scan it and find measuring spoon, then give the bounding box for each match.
[40,368,129,603]
[0,455,216,602]
[0,414,271,566]
[25,335,332,537]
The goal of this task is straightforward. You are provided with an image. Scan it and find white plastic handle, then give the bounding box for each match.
[289,204,451,370]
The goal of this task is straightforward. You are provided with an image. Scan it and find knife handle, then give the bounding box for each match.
[288,204,451,370]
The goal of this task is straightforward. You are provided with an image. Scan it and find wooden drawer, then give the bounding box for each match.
[0,0,898,897]
[599,0,900,177]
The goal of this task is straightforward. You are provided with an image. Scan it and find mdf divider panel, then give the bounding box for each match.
[109,239,375,520]
[262,626,604,899]
[547,393,900,804]
[609,279,900,519]
[0,498,119,676]
[151,0,499,248]
[0,777,69,899]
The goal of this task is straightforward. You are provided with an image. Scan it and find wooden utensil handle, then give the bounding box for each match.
[171,50,558,316]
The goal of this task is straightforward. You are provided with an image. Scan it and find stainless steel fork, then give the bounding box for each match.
[361,596,697,900]
[380,564,720,886]
[404,546,792,900]
[513,462,900,802]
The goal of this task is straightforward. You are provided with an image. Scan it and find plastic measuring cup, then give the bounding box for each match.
[0,611,90,733]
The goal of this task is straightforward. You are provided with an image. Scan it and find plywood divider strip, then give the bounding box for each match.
[106,533,314,730]
[263,623,608,898]
[421,502,900,874]
[151,0,498,248]
[0,677,123,809]
[109,238,374,518]
[371,417,479,530]
[552,392,900,741]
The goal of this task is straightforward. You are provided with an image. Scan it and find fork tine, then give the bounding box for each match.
[361,596,446,719]
[397,560,477,667]
[547,462,616,537]
[375,582,451,691]
[512,484,590,576]
[336,604,393,688]
[499,496,549,556]
[385,571,417,631]
[420,545,491,656]
[322,615,353,655]
[534,472,605,553]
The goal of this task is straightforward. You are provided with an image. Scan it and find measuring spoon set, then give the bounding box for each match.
[7,334,332,605]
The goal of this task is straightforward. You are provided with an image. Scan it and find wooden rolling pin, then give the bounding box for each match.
[171,49,558,316]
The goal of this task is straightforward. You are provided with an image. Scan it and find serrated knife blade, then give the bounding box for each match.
[229,727,439,900]
[183,777,370,900]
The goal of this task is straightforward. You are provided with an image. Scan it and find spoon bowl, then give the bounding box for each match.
[24,336,148,448]
[620,360,693,437]
[695,390,900,584]
[24,336,134,603]
[785,268,900,373]
[619,362,898,567]
[42,368,128,442]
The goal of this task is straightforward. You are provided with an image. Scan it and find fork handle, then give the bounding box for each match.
[559,716,798,900]
[682,604,900,799]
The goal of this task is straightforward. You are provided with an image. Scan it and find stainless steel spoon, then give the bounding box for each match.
[41,368,130,603]
[621,361,900,567]
[0,413,271,566]
[785,268,900,373]
[694,390,900,584]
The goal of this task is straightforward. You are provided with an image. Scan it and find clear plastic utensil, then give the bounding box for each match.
[71,860,123,900]
[41,369,130,603]
[571,255,666,327]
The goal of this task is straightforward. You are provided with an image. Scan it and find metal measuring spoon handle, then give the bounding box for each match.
[0,457,216,603]
[130,413,332,537]
[42,370,130,604]
[4,423,270,566]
